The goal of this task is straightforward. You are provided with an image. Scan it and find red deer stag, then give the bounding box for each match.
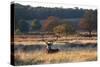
[41,33,60,53]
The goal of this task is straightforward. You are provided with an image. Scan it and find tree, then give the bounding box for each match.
[53,22,75,36]
[79,10,97,36]
[42,16,60,31]
[15,28,22,34]
[18,20,30,33]
[31,19,41,31]
[53,24,65,35]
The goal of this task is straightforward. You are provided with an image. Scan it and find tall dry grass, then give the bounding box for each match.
[14,50,97,65]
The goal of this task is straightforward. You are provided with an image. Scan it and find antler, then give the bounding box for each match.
[41,32,47,44]
[41,32,60,44]
[49,34,59,43]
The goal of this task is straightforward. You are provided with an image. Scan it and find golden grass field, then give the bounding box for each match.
[14,50,97,65]
[12,35,97,65]
[14,35,97,45]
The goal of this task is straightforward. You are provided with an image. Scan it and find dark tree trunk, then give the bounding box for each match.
[89,30,92,37]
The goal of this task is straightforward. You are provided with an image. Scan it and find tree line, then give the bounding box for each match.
[13,3,97,37]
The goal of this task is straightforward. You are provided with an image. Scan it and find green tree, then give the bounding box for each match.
[18,20,29,33]
[53,22,75,36]
[15,28,22,34]
[31,19,41,31]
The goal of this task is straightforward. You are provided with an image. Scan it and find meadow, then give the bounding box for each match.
[12,34,97,66]
[14,49,97,65]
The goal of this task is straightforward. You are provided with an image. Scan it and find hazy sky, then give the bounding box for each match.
[14,0,97,9]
